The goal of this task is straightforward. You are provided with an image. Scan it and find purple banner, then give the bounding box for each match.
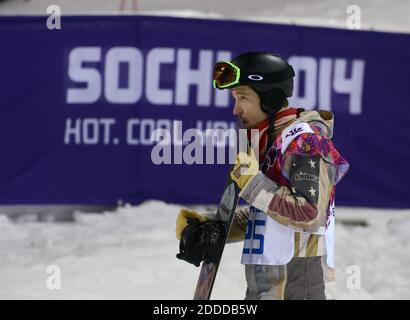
[0,16,409,208]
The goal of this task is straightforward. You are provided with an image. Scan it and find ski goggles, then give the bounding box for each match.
[213,60,295,90]
[212,61,241,89]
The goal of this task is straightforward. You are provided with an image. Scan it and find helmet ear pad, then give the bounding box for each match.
[248,86,288,116]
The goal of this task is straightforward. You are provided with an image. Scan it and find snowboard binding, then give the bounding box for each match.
[176,218,226,267]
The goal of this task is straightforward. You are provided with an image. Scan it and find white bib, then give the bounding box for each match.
[325,201,336,268]
[240,205,336,266]
[241,206,294,266]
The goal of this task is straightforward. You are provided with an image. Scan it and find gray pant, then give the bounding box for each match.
[244,256,336,300]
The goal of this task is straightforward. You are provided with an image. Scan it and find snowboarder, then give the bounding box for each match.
[176,52,349,300]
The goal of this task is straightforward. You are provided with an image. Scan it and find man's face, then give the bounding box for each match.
[231,86,268,129]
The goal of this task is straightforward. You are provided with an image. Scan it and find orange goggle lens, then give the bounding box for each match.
[212,62,240,89]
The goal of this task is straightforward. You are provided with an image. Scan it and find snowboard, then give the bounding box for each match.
[193,161,247,300]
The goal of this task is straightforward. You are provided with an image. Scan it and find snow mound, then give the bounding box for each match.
[0,201,409,299]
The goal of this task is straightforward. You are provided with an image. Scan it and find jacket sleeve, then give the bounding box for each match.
[239,132,346,233]
[226,207,249,243]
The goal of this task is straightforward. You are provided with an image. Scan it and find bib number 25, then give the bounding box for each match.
[243,219,265,255]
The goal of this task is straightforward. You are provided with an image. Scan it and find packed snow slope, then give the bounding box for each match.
[0,0,409,33]
[1,201,409,299]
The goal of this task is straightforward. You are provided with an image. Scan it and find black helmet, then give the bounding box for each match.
[213,52,295,115]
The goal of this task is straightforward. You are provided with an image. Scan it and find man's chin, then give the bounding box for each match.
[237,119,252,129]
[242,122,254,129]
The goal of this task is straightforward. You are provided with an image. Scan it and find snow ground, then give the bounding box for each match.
[0,200,409,300]
[0,0,409,33]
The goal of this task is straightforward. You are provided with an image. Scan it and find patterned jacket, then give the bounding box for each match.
[228,109,349,258]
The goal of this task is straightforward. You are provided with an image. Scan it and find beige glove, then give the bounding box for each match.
[175,208,209,240]
[230,148,259,190]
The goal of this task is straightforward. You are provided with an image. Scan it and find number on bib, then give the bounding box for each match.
[243,219,266,255]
